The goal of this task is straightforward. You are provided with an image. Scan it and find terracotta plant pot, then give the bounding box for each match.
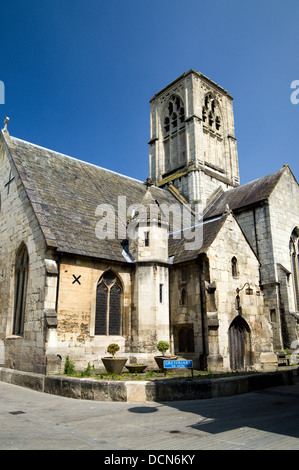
[101,357,127,374]
[125,364,148,373]
[154,356,178,371]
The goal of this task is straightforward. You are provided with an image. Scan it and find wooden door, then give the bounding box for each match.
[229,317,250,370]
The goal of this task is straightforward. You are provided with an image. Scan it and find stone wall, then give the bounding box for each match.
[0,135,49,374]
[268,166,299,346]
[1,366,297,403]
[169,261,203,368]
[235,166,299,349]
[206,214,276,371]
[235,204,282,349]
[52,255,132,372]
[50,255,171,372]
[169,214,276,373]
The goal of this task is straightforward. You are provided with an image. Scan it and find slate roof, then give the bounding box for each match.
[2,132,241,265]
[4,134,182,262]
[168,214,227,264]
[204,168,285,220]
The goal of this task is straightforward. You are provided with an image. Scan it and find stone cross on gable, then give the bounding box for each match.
[3,117,9,132]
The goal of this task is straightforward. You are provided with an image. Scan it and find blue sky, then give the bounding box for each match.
[0,0,298,185]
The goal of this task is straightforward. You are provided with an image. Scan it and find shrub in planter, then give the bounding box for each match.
[154,340,177,370]
[156,341,170,355]
[101,343,127,375]
[107,343,120,357]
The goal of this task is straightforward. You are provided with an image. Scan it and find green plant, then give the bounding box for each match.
[156,340,169,355]
[145,370,154,378]
[64,355,76,375]
[107,343,120,357]
[80,362,92,377]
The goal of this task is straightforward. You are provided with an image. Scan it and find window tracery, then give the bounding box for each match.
[202,92,221,132]
[13,244,29,336]
[163,94,185,135]
[95,271,123,335]
[163,94,186,174]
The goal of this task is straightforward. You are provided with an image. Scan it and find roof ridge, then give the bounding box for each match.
[238,167,285,188]
[10,136,145,185]
[203,166,288,220]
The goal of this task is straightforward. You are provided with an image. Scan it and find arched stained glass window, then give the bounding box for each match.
[95,271,123,335]
[13,244,29,336]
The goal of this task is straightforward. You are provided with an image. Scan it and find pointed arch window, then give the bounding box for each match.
[13,244,29,336]
[163,94,186,174]
[290,229,299,310]
[202,93,221,132]
[181,288,186,306]
[231,257,238,277]
[95,271,123,335]
[163,94,185,136]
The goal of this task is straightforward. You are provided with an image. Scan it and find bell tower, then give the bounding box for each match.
[148,70,240,209]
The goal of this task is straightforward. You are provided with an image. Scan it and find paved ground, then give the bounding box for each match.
[1,380,299,451]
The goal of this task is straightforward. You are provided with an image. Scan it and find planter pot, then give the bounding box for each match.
[154,356,178,371]
[101,357,127,375]
[125,364,148,373]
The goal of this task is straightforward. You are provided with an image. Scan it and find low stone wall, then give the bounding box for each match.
[0,367,298,403]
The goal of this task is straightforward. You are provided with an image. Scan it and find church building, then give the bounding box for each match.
[0,69,298,375]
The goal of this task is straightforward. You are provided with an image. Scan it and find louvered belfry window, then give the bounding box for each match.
[13,244,29,336]
[163,94,186,174]
[95,271,122,335]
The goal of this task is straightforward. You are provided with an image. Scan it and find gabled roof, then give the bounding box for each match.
[168,214,228,264]
[2,132,179,262]
[204,167,286,219]
[4,129,289,266]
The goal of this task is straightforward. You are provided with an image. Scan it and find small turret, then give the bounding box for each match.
[130,187,170,363]
[128,187,168,263]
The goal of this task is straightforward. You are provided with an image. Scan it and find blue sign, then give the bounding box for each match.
[163,360,193,369]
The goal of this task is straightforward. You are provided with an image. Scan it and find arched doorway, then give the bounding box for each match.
[228,316,251,370]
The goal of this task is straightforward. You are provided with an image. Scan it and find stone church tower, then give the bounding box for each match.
[148,69,240,208]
